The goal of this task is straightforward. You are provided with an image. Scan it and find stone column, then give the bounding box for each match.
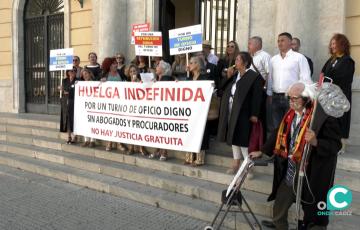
[95,0,129,61]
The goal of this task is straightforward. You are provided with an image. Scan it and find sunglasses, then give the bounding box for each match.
[73,59,79,62]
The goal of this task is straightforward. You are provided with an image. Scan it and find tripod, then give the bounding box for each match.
[205,160,268,230]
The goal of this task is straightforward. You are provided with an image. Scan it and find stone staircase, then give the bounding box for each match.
[0,113,359,229]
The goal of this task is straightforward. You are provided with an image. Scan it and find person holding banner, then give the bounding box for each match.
[183,56,210,166]
[84,52,102,81]
[150,60,175,161]
[126,64,149,156]
[80,69,96,147]
[217,52,264,174]
[60,67,77,144]
[101,57,127,152]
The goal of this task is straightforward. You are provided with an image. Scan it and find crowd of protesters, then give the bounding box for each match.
[59,31,355,230]
[60,32,354,169]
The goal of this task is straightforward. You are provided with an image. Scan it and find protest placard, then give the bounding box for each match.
[134,31,163,57]
[131,23,150,44]
[169,24,202,56]
[49,48,74,71]
[74,81,214,153]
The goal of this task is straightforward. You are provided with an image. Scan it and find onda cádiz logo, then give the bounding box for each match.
[317,185,352,216]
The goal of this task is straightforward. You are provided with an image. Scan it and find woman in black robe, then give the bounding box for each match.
[60,67,77,144]
[322,33,355,151]
[217,52,264,174]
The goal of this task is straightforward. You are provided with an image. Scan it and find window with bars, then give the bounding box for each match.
[201,0,238,56]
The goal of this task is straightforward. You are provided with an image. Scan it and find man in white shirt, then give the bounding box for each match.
[267,32,312,131]
[202,40,219,65]
[248,36,272,138]
[248,36,271,81]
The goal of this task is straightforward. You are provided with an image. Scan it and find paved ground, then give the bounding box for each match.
[0,165,210,230]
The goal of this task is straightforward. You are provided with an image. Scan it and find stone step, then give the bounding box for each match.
[0,122,273,173]
[0,150,270,230]
[0,131,360,215]
[0,150,357,230]
[2,121,360,175]
[348,136,360,146]
[0,113,59,129]
[349,124,360,137]
[0,140,284,219]
[1,130,360,194]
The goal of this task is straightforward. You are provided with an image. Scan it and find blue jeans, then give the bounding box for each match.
[271,93,289,131]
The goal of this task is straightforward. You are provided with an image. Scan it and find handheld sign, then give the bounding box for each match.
[169,24,202,56]
[131,23,150,44]
[134,31,163,57]
[50,48,74,98]
[49,48,74,71]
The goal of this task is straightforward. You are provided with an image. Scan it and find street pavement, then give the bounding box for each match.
[0,165,210,230]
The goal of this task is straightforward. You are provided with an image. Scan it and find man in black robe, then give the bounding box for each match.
[250,82,341,229]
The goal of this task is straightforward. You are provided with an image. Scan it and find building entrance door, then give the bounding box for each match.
[24,0,64,114]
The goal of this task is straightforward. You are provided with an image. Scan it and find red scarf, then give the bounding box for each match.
[274,106,313,163]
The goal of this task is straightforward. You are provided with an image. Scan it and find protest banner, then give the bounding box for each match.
[134,31,163,57]
[169,24,202,56]
[49,48,73,71]
[131,23,150,44]
[73,81,214,153]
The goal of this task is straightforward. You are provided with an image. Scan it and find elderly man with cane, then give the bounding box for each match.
[250,81,342,230]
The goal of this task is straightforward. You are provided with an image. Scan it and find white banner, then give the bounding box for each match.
[74,81,214,153]
[169,24,202,55]
[134,31,163,57]
[49,48,74,71]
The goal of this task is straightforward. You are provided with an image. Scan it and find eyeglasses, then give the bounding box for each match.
[73,59,79,62]
[116,56,124,59]
[287,96,301,101]
[227,45,235,48]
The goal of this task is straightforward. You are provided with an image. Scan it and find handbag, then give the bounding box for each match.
[248,121,264,153]
[207,93,220,120]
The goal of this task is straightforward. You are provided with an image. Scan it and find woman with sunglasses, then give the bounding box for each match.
[115,52,127,81]
[217,52,264,174]
[217,41,241,95]
[72,55,82,80]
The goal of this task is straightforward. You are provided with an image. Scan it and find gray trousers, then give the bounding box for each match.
[273,180,295,230]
